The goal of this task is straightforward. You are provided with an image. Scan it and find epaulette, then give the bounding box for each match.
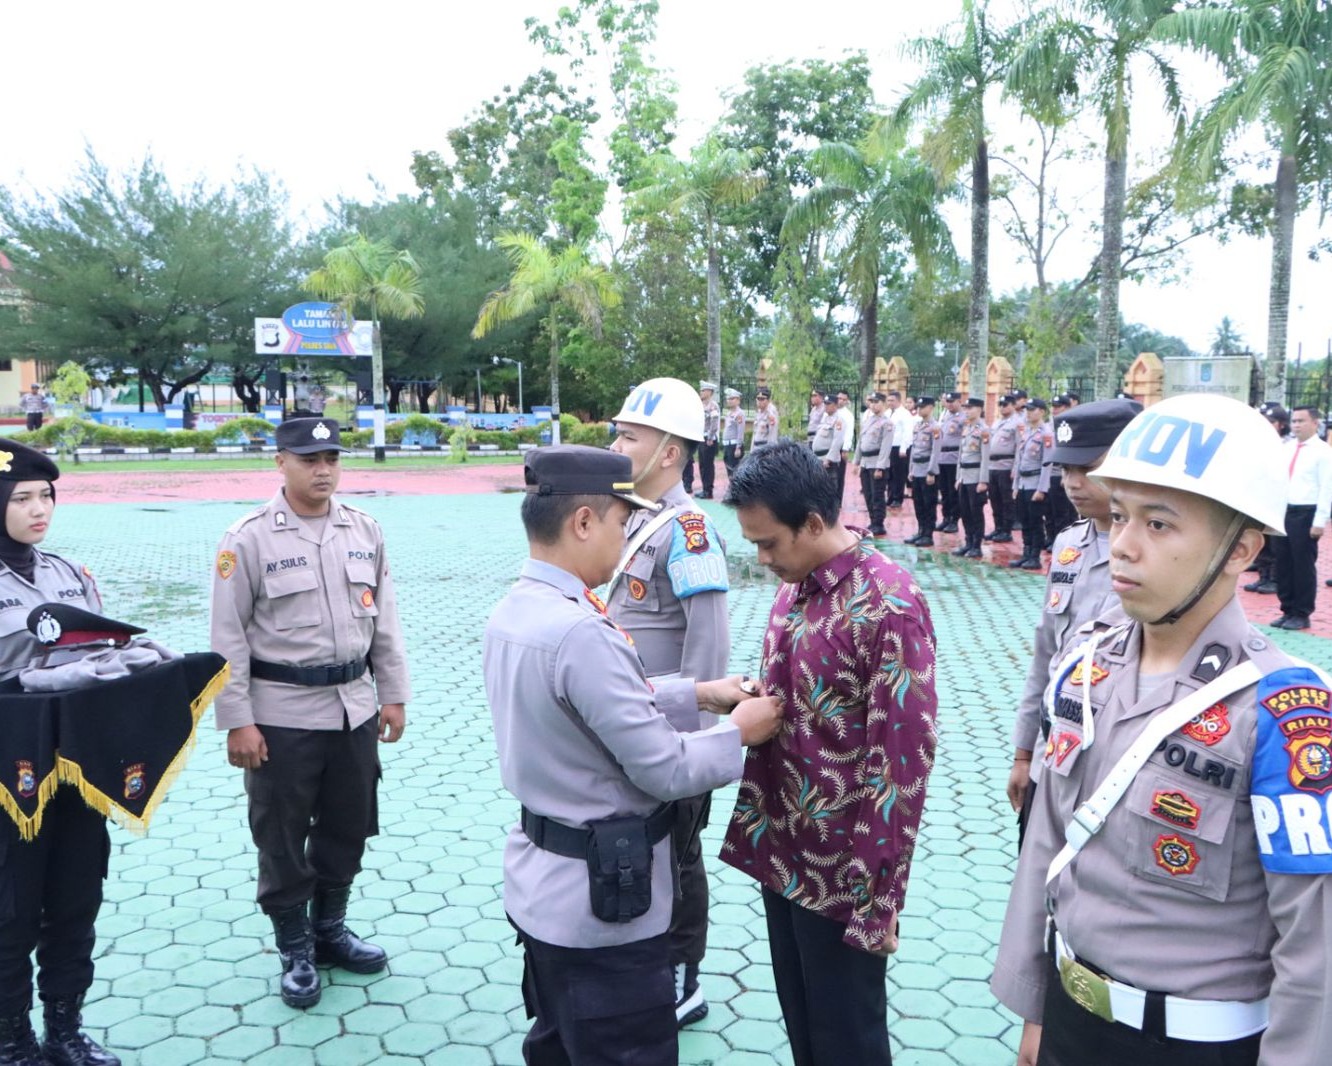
[224,506,268,536]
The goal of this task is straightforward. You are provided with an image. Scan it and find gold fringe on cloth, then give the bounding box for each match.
[54,661,230,835]
[0,765,60,842]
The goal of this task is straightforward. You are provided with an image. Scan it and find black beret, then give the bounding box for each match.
[524,445,656,510]
[0,439,59,482]
[276,418,347,454]
[1050,399,1144,466]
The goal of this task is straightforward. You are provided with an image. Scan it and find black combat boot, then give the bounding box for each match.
[270,905,321,1008]
[312,886,387,974]
[0,1009,43,1066]
[40,997,119,1066]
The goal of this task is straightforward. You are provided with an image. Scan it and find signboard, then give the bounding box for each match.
[254,301,374,356]
[1163,356,1253,402]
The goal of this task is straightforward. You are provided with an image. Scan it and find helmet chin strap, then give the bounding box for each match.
[634,433,674,496]
[1151,512,1249,626]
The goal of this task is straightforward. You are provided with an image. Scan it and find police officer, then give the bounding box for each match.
[1044,395,1080,548]
[751,388,779,449]
[607,379,731,1027]
[682,381,721,499]
[1004,400,1142,842]
[484,446,781,1065]
[0,441,116,1066]
[210,418,411,1009]
[853,392,890,537]
[935,392,964,532]
[953,398,990,558]
[993,394,1330,1066]
[1010,398,1053,570]
[806,388,825,448]
[906,396,941,545]
[721,388,747,478]
[811,394,846,503]
[986,394,1020,543]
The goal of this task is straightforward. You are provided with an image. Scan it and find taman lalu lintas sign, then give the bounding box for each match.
[254,302,374,357]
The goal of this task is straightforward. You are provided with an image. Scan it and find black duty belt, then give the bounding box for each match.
[940,447,959,454]
[1019,469,1041,477]
[860,449,880,457]
[990,453,1014,460]
[520,803,676,858]
[250,656,368,687]
[960,462,981,469]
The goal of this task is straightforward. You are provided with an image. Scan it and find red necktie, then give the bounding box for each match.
[1289,440,1304,479]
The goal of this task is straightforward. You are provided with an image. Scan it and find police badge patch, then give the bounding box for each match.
[1150,789,1201,831]
[1056,546,1082,566]
[15,760,36,798]
[216,550,237,580]
[1068,661,1108,687]
[360,589,374,608]
[1153,834,1199,876]
[1181,703,1231,747]
[628,577,648,601]
[124,763,146,800]
[1281,716,1332,793]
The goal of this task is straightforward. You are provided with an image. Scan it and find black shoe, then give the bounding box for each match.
[1272,616,1291,629]
[312,886,388,974]
[983,531,996,541]
[869,527,888,537]
[1007,557,1030,569]
[674,963,708,1028]
[1283,616,1311,630]
[1253,581,1278,594]
[696,492,712,500]
[1243,580,1263,592]
[1325,578,1332,588]
[0,1009,43,1066]
[1244,562,1261,573]
[939,521,958,533]
[914,536,933,547]
[964,546,983,558]
[991,532,1014,543]
[1018,557,1043,570]
[951,545,970,557]
[270,905,322,1008]
[40,997,120,1066]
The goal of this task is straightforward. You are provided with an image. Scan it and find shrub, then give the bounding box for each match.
[566,421,611,447]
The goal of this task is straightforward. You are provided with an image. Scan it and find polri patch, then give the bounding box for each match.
[1150,789,1201,831]
[1153,834,1199,876]
[216,551,237,580]
[1181,703,1230,747]
[678,514,710,553]
[1068,661,1108,687]
[360,589,374,609]
[628,577,648,601]
[1056,546,1081,566]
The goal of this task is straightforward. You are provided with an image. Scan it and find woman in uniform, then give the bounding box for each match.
[0,440,118,1066]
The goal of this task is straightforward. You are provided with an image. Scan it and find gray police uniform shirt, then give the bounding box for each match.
[0,552,101,679]
[811,416,845,460]
[938,408,964,467]
[606,483,730,700]
[702,401,720,444]
[908,416,941,478]
[853,412,889,470]
[992,598,1332,1064]
[1012,520,1113,779]
[484,558,744,948]
[751,403,779,447]
[211,489,411,732]
[806,403,823,442]
[988,412,1020,472]
[1013,421,1053,494]
[956,419,990,485]
[722,406,746,447]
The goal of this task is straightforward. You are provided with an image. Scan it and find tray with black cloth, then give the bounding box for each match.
[0,602,228,840]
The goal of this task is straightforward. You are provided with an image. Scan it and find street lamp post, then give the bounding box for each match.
[491,356,524,415]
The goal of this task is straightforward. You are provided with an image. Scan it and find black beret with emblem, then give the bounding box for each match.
[524,445,658,511]
[1050,399,1144,466]
[0,439,59,482]
[276,417,347,454]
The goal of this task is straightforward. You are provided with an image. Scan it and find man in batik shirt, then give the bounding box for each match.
[720,440,938,1066]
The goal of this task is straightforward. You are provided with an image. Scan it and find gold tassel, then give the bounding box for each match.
[54,661,232,836]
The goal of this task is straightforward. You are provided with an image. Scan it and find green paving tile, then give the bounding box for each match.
[722,1017,790,1053]
[403,992,468,1025]
[945,1006,1009,1038]
[105,1014,173,1051]
[138,1035,209,1066]
[382,1020,450,1056]
[446,1009,511,1045]
[313,1033,383,1065]
[277,1012,342,1047]
[207,1024,277,1060]
[176,1004,239,1037]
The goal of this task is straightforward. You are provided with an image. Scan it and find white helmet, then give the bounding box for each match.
[613,378,706,442]
[1093,393,1288,535]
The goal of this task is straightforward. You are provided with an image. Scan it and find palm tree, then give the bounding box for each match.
[783,139,954,383]
[1156,0,1332,402]
[1008,0,1181,399]
[472,233,619,445]
[889,0,1011,378]
[305,234,423,462]
[633,137,765,384]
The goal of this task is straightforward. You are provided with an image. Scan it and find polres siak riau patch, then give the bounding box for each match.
[1251,665,1332,873]
[16,760,36,798]
[678,514,710,554]
[123,763,146,800]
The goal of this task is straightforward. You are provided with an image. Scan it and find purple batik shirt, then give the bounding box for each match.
[720,531,938,952]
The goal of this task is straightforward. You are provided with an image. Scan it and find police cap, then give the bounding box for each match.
[1012,388,1029,399]
[276,418,347,454]
[999,394,1016,406]
[724,387,742,399]
[0,439,59,483]
[1050,399,1143,466]
[1027,397,1049,411]
[822,393,838,405]
[966,397,985,408]
[916,395,936,407]
[524,445,657,510]
[868,391,886,403]
[756,387,771,399]
[944,391,962,402]
[1051,393,1072,407]
[28,602,145,649]
[699,380,718,392]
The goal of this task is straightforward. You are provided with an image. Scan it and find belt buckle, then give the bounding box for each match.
[1058,955,1114,1024]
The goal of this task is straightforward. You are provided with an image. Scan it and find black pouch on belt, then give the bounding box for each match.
[586,815,652,923]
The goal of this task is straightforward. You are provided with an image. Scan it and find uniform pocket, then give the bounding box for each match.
[262,569,321,630]
[346,562,379,618]
[1124,770,1237,901]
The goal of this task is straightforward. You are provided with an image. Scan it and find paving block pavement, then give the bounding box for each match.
[23,490,1332,1065]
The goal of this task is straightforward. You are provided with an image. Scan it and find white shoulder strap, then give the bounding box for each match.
[1045,659,1263,889]
[603,506,680,599]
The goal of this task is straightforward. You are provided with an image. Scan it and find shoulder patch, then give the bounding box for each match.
[216,550,237,580]
[668,512,728,599]
[1252,665,1332,873]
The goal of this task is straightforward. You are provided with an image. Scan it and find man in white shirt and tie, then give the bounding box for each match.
[1272,404,1332,629]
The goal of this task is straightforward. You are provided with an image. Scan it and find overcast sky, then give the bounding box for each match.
[3,0,1328,358]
